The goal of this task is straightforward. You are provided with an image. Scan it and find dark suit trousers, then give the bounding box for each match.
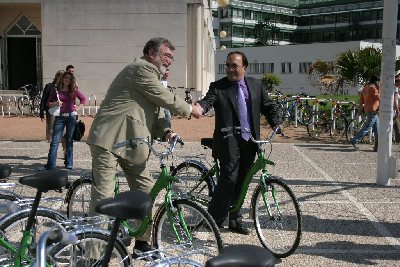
[208,138,257,224]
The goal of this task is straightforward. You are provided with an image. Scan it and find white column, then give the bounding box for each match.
[194,3,202,92]
[377,0,398,185]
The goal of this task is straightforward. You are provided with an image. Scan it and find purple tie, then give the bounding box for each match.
[236,82,251,141]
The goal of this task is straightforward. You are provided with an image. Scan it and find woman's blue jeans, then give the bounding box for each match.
[45,115,77,169]
[352,112,379,146]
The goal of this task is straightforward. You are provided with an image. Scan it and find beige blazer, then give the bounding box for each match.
[87,57,191,164]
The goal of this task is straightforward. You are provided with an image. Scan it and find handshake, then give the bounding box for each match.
[190,102,204,119]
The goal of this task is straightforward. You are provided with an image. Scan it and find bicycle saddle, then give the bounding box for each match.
[0,164,11,180]
[205,244,279,267]
[201,138,213,149]
[19,169,68,192]
[95,191,152,220]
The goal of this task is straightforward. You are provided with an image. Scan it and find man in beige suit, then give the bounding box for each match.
[87,37,202,255]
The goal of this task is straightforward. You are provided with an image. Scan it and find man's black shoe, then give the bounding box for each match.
[228,220,250,235]
[132,241,158,260]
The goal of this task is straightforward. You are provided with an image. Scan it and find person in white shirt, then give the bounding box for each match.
[161,69,172,122]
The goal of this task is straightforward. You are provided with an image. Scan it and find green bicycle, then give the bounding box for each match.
[170,126,302,258]
[0,169,68,266]
[63,136,223,266]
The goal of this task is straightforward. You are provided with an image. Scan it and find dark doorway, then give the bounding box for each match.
[7,37,37,90]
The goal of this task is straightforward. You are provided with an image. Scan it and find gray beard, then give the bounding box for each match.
[159,65,167,75]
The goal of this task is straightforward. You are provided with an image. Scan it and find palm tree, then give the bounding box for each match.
[335,46,400,87]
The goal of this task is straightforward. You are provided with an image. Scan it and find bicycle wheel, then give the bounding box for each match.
[17,96,30,115]
[330,115,348,142]
[0,209,66,264]
[306,111,331,139]
[251,177,302,258]
[347,113,367,142]
[32,96,41,116]
[298,105,313,126]
[171,161,214,204]
[49,230,129,266]
[153,199,222,265]
[66,177,92,218]
[276,104,288,126]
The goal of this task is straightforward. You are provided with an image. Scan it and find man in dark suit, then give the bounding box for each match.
[196,51,279,235]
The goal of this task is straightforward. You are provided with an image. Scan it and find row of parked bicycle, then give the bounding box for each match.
[0,84,200,117]
[0,83,101,117]
[0,127,300,266]
[272,93,373,143]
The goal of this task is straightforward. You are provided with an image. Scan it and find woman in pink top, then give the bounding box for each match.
[39,72,86,170]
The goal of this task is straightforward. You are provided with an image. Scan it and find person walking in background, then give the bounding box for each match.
[161,68,172,122]
[40,70,64,142]
[38,72,86,170]
[66,64,75,74]
[393,76,400,141]
[86,37,202,256]
[196,51,279,235]
[351,74,380,151]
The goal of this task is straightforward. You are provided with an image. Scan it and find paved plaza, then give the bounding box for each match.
[1,140,400,266]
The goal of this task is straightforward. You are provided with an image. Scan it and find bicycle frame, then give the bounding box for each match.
[114,139,194,245]
[0,231,33,266]
[229,148,275,214]
[0,197,55,267]
[185,129,280,216]
[186,162,219,206]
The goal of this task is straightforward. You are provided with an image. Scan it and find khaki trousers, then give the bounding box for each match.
[88,144,154,257]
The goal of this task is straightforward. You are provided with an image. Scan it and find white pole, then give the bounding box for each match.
[377,0,398,186]
[194,4,202,93]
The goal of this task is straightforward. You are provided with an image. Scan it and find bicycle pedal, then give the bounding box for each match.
[64,181,71,189]
[54,188,63,193]
[120,236,132,246]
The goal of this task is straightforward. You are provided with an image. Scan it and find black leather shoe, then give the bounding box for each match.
[132,241,158,260]
[228,220,250,235]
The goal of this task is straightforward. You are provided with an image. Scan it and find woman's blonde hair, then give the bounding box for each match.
[58,72,77,97]
[53,70,65,83]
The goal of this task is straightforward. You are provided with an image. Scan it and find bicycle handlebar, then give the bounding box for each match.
[114,135,184,159]
[221,126,283,145]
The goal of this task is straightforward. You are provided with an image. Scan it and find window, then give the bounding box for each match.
[232,26,244,37]
[245,9,252,20]
[221,7,230,19]
[281,62,292,74]
[336,13,349,23]
[261,63,274,73]
[299,62,312,73]
[248,63,260,74]
[232,8,243,19]
[218,64,225,74]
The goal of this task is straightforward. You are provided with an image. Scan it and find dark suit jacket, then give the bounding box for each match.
[197,76,278,161]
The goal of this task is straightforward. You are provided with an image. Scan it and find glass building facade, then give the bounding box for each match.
[215,0,398,48]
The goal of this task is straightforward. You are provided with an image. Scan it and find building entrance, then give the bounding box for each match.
[3,15,41,90]
[7,37,37,90]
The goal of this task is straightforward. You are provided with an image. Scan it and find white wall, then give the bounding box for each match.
[215,41,399,96]
[41,0,215,101]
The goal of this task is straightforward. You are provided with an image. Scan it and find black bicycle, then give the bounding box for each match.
[17,83,42,116]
